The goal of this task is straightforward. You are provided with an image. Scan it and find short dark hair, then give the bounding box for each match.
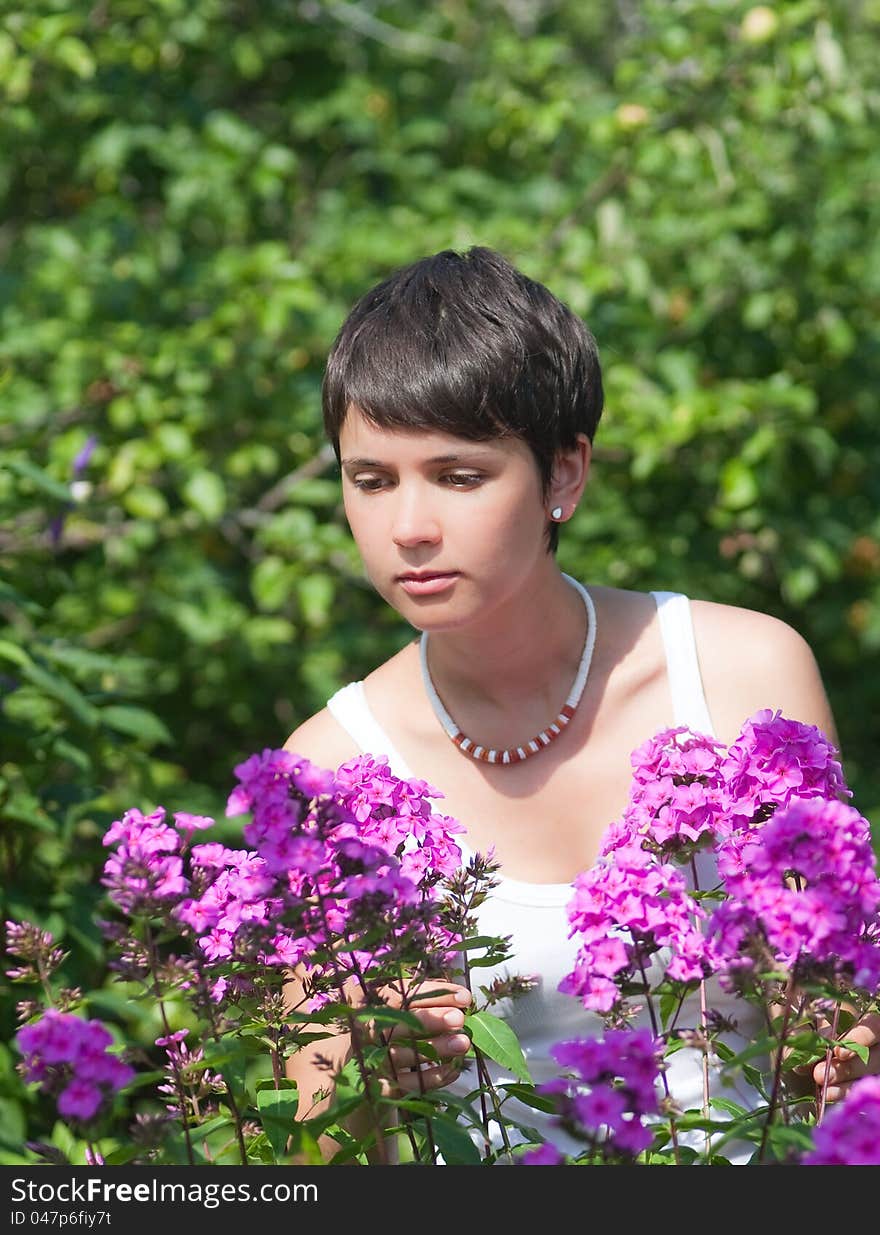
[322,246,604,553]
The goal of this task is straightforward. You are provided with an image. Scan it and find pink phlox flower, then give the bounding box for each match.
[227,747,325,818]
[190,842,239,869]
[199,927,235,961]
[629,727,724,785]
[399,847,433,883]
[803,1076,880,1165]
[721,710,850,827]
[285,834,328,875]
[521,1142,565,1165]
[335,754,399,821]
[174,896,221,935]
[242,797,303,852]
[57,1078,104,1121]
[16,1010,133,1119]
[151,855,187,900]
[541,1029,663,1159]
[102,806,168,848]
[562,851,711,1010]
[209,975,228,1003]
[573,1086,627,1131]
[173,812,215,834]
[259,930,311,968]
[550,1037,606,1077]
[155,1030,189,1049]
[710,797,880,982]
[612,729,727,859]
[334,755,462,878]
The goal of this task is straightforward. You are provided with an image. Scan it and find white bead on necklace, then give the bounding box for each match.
[419,573,597,765]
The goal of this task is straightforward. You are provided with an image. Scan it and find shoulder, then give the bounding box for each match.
[282,704,363,772]
[687,597,839,747]
[689,597,817,669]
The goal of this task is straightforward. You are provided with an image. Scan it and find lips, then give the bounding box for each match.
[396,572,460,596]
[396,571,458,582]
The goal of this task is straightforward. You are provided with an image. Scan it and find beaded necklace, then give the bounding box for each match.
[419,573,597,765]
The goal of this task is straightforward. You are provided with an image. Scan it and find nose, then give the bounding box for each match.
[390,483,441,549]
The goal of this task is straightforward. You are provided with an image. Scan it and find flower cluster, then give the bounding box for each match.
[708,796,880,990]
[523,1029,664,1163]
[560,844,711,1013]
[564,711,878,1012]
[608,727,728,860]
[802,1076,880,1165]
[549,709,880,1165]
[334,754,465,883]
[224,748,463,1001]
[16,1010,134,1122]
[101,806,190,914]
[97,750,465,1010]
[719,709,849,837]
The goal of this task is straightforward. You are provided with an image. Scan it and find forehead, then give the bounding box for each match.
[338,405,528,464]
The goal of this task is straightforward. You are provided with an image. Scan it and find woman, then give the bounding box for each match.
[282,246,876,1159]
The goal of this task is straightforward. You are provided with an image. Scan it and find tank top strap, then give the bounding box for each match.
[325,681,415,781]
[650,591,716,738]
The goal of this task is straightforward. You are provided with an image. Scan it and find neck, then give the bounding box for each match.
[423,566,589,714]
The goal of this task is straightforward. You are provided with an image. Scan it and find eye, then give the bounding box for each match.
[443,472,483,487]
[351,476,387,492]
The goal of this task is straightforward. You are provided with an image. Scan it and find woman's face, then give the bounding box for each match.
[338,406,550,631]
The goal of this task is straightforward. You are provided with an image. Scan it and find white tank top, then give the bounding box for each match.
[324,590,762,1162]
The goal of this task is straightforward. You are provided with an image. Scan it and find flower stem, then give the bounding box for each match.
[143,922,195,1167]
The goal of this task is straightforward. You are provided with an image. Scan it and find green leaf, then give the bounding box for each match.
[428,1112,482,1164]
[296,572,334,628]
[466,1011,532,1082]
[499,1082,556,1114]
[251,556,296,612]
[187,1114,237,1145]
[182,469,226,521]
[709,1097,749,1118]
[4,457,72,502]
[350,1006,425,1034]
[257,1082,300,1163]
[100,704,173,745]
[0,638,30,668]
[123,485,169,520]
[447,935,510,952]
[18,660,99,727]
[836,1038,871,1066]
[101,1145,144,1166]
[719,457,759,510]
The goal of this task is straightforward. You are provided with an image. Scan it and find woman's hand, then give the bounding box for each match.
[794,1010,880,1103]
[375,979,473,1095]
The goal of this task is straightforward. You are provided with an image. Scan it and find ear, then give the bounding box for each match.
[548,434,591,520]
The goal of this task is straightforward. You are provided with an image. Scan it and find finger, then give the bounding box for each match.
[813,1050,872,1089]
[380,980,473,1011]
[833,1013,880,1060]
[386,1005,467,1041]
[821,1083,847,1104]
[405,982,473,1009]
[388,1033,471,1070]
[393,1060,466,1094]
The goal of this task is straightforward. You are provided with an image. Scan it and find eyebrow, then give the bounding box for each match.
[340,452,493,469]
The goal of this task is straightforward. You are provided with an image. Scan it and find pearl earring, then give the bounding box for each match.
[550,506,563,520]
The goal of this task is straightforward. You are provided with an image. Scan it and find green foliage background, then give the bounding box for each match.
[1,0,879,1157]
